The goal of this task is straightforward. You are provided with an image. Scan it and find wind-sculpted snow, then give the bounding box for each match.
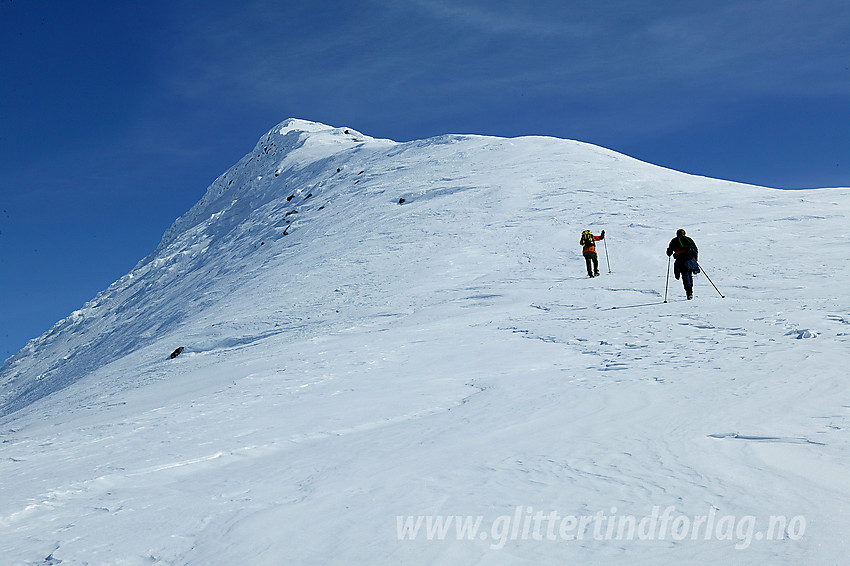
[1,119,849,564]
[0,120,395,416]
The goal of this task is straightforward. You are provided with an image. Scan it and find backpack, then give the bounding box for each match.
[675,236,696,260]
[581,230,595,247]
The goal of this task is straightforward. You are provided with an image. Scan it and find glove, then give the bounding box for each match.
[600,230,605,239]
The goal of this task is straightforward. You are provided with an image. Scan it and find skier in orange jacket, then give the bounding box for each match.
[580,229,605,277]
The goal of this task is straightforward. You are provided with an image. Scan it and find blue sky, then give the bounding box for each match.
[1,0,849,359]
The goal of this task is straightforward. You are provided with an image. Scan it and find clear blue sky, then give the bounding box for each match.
[2,0,849,360]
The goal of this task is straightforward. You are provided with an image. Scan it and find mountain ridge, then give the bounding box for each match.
[2,118,843,417]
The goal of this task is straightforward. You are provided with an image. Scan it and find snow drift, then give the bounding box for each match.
[2,119,849,565]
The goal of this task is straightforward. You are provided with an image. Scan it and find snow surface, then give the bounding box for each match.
[2,118,849,564]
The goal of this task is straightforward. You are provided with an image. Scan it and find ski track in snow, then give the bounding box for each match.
[2,119,849,565]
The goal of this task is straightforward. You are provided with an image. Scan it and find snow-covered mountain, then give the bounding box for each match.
[2,119,849,564]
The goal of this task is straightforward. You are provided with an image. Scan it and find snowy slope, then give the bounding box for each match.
[2,119,849,565]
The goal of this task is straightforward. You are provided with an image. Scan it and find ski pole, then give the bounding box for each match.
[663,255,671,303]
[697,262,725,298]
[603,235,611,273]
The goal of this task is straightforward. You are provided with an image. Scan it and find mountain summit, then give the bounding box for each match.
[2,120,849,564]
[1,119,392,416]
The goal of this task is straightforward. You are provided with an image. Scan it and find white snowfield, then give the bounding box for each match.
[2,119,849,565]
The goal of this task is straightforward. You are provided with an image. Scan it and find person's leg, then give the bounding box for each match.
[585,255,594,277]
[682,270,694,298]
[592,255,599,276]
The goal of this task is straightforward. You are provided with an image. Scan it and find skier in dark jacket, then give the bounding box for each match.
[666,229,700,299]
[580,229,605,277]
